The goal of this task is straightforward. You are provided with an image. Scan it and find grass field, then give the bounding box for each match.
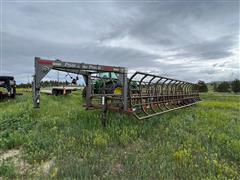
[0,91,239,179]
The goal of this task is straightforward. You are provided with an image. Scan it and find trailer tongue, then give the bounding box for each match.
[33,57,201,124]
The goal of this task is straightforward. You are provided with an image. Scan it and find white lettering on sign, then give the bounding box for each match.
[89,65,97,70]
[65,63,76,68]
[113,68,119,71]
[53,62,62,66]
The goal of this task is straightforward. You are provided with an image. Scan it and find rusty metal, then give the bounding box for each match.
[33,57,201,122]
[127,72,200,119]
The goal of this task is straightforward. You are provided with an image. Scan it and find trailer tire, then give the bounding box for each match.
[52,89,59,96]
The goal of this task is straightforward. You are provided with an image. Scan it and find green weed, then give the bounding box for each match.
[0,161,17,178]
[0,91,239,179]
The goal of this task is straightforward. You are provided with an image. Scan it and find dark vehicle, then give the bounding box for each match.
[0,76,16,100]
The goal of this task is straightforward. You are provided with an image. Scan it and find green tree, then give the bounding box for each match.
[216,81,230,92]
[213,83,218,92]
[231,79,240,93]
[197,80,208,92]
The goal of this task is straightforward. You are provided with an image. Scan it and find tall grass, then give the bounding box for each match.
[0,92,239,179]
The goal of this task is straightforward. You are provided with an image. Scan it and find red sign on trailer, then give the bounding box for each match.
[102,66,114,72]
[38,60,53,65]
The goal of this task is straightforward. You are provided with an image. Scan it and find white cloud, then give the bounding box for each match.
[1,1,239,83]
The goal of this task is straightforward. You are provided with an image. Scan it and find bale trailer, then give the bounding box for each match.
[33,57,201,125]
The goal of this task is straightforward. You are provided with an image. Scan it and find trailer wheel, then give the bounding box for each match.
[52,89,58,96]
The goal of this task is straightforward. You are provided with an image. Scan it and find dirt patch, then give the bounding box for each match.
[0,149,20,162]
[41,159,55,176]
[0,149,57,177]
[0,149,33,176]
[13,158,32,175]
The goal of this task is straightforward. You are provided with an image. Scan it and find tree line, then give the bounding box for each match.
[16,79,240,93]
[198,79,240,93]
[16,80,71,88]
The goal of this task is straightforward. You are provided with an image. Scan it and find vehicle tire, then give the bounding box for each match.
[52,89,58,96]
[105,82,115,94]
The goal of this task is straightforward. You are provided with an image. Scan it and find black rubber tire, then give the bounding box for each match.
[52,89,59,96]
[105,82,115,94]
[66,90,71,95]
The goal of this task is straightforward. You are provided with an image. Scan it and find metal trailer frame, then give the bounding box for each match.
[33,57,201,125]
[33,57,128,110]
